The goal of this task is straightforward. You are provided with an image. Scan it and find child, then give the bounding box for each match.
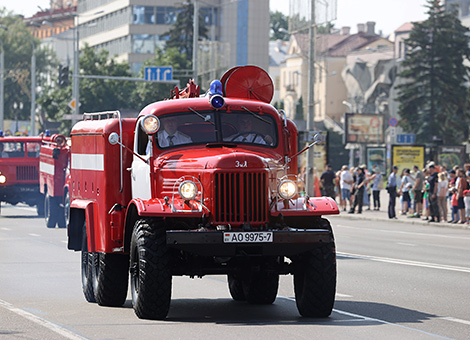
[464,190,470,224]
[450,188,459,223]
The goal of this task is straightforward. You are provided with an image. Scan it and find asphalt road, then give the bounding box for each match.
[0,204,469,340]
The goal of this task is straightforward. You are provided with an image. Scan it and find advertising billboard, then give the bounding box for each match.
[391,145,425,175]
[344,113,384,144]
[366,147,386,174]
[437,146,466,169]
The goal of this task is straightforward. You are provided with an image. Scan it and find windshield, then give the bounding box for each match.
[0,141,40,158]
[156,111,278,149]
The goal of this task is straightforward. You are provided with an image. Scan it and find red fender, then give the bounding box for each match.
[270,196,339,216]
[130,198,207,217]
[70,199,97,252]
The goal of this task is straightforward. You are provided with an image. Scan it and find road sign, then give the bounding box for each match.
[68,99,76,110]
[396,134,415,144]
[390,127,396,137]
[145,66,173,81]
[388,117,398,127]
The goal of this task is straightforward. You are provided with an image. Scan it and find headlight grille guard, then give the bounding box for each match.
[170,176,206,213]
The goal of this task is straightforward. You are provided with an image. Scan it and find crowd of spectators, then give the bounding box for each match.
[305,162,470,223]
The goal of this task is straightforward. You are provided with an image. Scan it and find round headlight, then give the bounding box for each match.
[141,115,160,134]
[278,180,297,200]
[178,180,198,200]
[0,175,6,184]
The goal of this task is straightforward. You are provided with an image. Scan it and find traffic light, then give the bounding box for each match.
[58,65,69,88]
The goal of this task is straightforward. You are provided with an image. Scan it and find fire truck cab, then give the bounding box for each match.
[0,134,53,215]
[67,66,339,320]
[39,134,70,228]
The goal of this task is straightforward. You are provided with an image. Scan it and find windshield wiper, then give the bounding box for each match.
[188,107,215,125]
[241,106,271,125]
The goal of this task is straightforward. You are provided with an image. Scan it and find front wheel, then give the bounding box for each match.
[227,274,246,301]
[45,194,57,228]
[130,218,171,320]
[243,271,279,305]
[293,242,337,317]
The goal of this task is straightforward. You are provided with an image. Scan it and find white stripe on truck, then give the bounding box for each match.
[71,153,104,171]
[39,162,55,176]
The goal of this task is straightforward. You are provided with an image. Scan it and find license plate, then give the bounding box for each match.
[223,232,273,243]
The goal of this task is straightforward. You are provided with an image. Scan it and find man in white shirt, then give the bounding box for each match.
[227,116,267,144]
[340,165,354,211]
[157,116,192,147]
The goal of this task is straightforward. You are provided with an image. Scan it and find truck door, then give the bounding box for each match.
[131,121,151,199]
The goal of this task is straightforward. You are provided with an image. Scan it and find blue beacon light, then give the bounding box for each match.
[208,80,225,109]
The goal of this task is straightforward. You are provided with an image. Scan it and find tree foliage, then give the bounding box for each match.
[0,9,55,125]
[270,11,289,41]
[38,45,136,134]
[163,3,208,69]
[396,0,470,145]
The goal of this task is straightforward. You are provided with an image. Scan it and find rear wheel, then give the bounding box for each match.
[63,191,70,228]
[45,194,56,228]
[130,218,171,320]
[36,194,45,217]
[293,242,336,317]
[227,274,246,301]
[81,220,95,303]
[243,271,279,304]
[92,252,129,307]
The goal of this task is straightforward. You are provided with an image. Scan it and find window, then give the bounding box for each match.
[156,7,176,25]
[133,6,155,24]
[133,34,155,54]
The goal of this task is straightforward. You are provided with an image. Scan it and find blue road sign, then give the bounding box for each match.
[145,66,173,81]
[396,134,415,144]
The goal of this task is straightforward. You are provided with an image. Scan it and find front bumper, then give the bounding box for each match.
[166,228,333,256]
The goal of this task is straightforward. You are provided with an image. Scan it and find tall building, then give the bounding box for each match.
[76,0,269,82]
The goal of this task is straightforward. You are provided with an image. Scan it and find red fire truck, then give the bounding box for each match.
[39,134,70,228]
[67,66,339,320]
[0,134,55,215]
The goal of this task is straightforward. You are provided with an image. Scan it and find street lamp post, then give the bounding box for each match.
[0,37,4,132]
[25,37,37,136]
[306,0,316,196]
[192,0,199,83]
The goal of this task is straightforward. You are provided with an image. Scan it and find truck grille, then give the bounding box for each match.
[214,172,267,224]
[16,166,38,181]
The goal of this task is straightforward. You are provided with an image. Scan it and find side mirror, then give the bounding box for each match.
[313,133,322,144]
[108,132,119,145]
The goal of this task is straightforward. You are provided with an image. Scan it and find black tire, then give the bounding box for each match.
[45,194,56,228]
[130,218,171,320]
[92,252,129,307]
[56,198,66,228]
[36,194,45,217]
[63,191,70,228]
[227,274,246,301]
[243,271,279,304]
[81,220,96,303]
[293,242,337,317]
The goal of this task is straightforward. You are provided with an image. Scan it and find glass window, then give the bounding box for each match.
[133,6,155,24]
[133,34,155,54]
[156,113,216,149]
[156,7,177,25]
[1,142,24,158]
[26,142,41,158]
[220,112,277,146]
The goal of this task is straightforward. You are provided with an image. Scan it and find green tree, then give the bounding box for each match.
[270,11,289,41]
[38,45,136,134]
[0,9,55,130]
[163,3,208,69]
[396,0,470,145]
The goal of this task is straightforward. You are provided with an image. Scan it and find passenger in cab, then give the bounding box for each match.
[227,115,271,144]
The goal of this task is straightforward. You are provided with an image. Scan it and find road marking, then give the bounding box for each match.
[279,296,456,340]
[396,242,416,247]
[0,299,88,340]
[438,316,470,326]
[338,252,470,273]
[29,233,40,237]
[1,227,11,230]
[335,223,470,241]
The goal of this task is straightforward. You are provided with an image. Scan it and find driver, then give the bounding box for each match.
[157,116,192,147]
[227,115,266,144]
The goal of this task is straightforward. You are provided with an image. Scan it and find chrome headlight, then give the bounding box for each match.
[178,180,198,200]
[278,179,297,200]
[141,115,160,134]
[0,174,6,184]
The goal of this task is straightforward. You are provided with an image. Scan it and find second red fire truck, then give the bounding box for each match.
[66,66,339,320]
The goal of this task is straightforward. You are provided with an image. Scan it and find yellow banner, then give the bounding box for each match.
[391,145,425,175]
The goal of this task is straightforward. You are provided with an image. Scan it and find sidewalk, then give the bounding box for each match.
[330,189,470,230]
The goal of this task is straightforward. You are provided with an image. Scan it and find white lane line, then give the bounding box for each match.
[0,299,88,340]
[396,242,416,247]
[438,317,470,326]
[279,296,456,340]
[29,233,40,237]
[338,252,470,273]
[334,223,470,241]
[1,227,11,230]
[335,293,352,298]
